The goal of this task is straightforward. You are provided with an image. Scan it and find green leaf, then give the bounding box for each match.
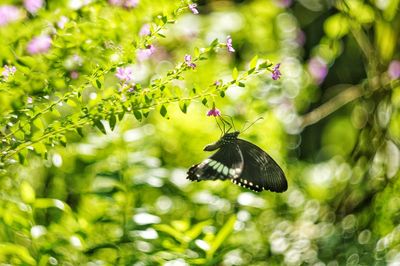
[194,47,200,57]
[154,224,187,243]
[186,220,211,240]
[238,82,245,87]
[160,105,167,117]
[16,56,36,68]
[232,67,239,80]
[206,215,236,259]
[76,127,84,137]
[32,142,47,158]
[259,60,272,69]
[109,114,117,131]
[20,180,36,204]
[179,101,188,113]
[34,198,71,212]
[59,135,67,147]
[202,98,208,106]
[210,38,219,47]
[18,151,26,164]
[33,118,44,131]
[133,110,142,121]
[249,55,258,69]
[118,111,125,121]
[95,79,102,89]
[219,91,225,97]
[145,94,152,104]
[0,244,36,265]
[94,120,106,134]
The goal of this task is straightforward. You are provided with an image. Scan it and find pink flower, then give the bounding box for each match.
[226,36,235,53]
[184,54,196,69]
[136,45,155,61]
[124,0,139,8]
[275,0,292,8]
[0,5,22,26]
[24,0,43,14]
[108,0,123,5]
[2,65,17,79]
[388,60,400,80]
[70,71,79,79]
[308,57,328,84]
[57,16,68,29]
[271,63,281,80]
[207,107,221,117]
[27,35,52,55]
[108,0,139,8]
[139,24,151,36]
[214,80,222,86]
[127,85,136,93]
[188,4,199,14]
[115,66,134,82]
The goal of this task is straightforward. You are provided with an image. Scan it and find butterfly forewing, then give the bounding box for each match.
[187,131,288,193]
[187,144,243,181]
[236,139,288,192]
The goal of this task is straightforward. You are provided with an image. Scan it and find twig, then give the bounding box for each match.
[300,85,363,128]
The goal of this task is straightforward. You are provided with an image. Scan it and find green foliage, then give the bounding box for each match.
[0,0,400,265]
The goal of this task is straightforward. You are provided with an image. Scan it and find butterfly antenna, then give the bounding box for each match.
[215,117,224,136]
[221,115,236,132]
[220,116,232,133]
[242,117,264,133]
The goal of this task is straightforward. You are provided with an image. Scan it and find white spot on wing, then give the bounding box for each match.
[208,160,217,167]
[222,166,228,176]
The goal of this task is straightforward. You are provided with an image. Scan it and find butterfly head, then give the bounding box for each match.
[204,131,240,151]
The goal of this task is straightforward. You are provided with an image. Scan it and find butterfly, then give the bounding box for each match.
[187,122,288,193]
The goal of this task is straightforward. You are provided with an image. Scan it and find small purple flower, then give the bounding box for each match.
[388,60,400,80]
[189,4,199,14]
[308,57,328,84]
[127,85,136,93]
[27,97,33,104]
[214,80,222,86]
[207,107,221,117]
[275,0,292,8]
[2,65,17,79]
[57,16,68,29]
[70,71,79,79]
[116,66,134,82]
[296,30,306,46]
[184,54,196,69]
[124,0,139,8]
[108,0,123,6]
[271,63,281,80]
[136,45,155,61]
[226,36,235,53]
[24,0,43,14]
[139,23,151,36]
[27,35,52,55]
[0,5,22,26]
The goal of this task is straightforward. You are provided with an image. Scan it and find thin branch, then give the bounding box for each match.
[300,85,363,128]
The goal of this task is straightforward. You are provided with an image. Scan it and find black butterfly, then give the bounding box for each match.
[187,131,288,192]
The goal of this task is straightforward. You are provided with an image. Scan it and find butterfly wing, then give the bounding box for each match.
[187,144,244,181]
[234,139,288,192]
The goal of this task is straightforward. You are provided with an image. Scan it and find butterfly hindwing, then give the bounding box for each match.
[187,144,243,181]
[236,139,288,193]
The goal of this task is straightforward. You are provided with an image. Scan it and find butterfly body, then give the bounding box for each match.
[187,131,288,193]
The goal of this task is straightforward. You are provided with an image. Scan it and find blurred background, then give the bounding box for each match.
[0,0,399,265]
